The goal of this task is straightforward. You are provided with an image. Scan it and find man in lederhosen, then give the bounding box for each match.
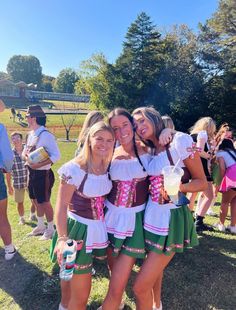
[23,105,60,240]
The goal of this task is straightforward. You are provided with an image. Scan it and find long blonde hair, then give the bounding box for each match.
[77,111,104,149]
[190,117,216,139]
[75,121,114,172]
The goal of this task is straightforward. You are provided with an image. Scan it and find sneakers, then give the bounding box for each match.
[214,222,226,232]
[19,217,26,225]
[227,225,236,234]
[58,303,68,310]
[29,214,37,221]
[206,208,216,216]
[39,228,55,241]
[27,225,46,236]
[5,247,17,261]
[153,301,162,310]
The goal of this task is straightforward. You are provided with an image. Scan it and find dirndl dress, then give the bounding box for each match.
[145,132,199,256]
[219,163,236,192]
[105,153,151,258]
[50,160,112,274]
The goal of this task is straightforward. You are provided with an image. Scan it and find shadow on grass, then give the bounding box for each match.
[0,250,60,310]
[162,233,236,310]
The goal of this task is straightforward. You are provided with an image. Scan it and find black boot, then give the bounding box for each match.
[195,215,214,233]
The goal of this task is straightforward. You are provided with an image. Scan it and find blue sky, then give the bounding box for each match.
[1,0,219,77]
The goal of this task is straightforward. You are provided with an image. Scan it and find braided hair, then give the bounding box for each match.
[108,108,146,172]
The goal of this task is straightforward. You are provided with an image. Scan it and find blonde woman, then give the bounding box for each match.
[161,115,175,130]
[50,121,115,310]
[189,117,216,232]
[75,111,104,156]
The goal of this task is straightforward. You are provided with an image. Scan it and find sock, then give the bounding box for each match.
[58,303,68,310]
[37,216,45,228]
[20,216,25,220]
[4,244,15,252]
[30,212,36,217]
[47,221,54,230]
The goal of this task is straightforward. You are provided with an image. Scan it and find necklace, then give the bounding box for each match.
[90,163,104,175]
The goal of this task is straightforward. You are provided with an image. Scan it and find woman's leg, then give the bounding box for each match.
[152,271,163,309]
[188,192,198,211]
[0,198,12,245]
[60,280,71,309]
[133,251,174,310]
[219,191,235,225]
[102,253,136,310]
[68,273,92,310]
[197,182,214,216]
[229,193,236,226]
[106,247,117,275]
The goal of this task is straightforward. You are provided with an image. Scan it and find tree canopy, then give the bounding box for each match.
[6,55,42,85]
[53,68,79,93]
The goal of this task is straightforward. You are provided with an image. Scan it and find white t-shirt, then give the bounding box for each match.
[23,126,60,170]
[216,150,236,168]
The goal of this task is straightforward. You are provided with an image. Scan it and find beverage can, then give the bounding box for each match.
[28,147,49,164]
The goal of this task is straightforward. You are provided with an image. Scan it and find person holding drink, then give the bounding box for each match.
[132,107,207,310]
[51,121,115,310]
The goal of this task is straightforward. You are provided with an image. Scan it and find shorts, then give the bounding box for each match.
[14,188,26,203]
[0,170,7,200]
[28,168,55,204]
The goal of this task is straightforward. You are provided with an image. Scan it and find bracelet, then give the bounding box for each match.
[57,235,68,243]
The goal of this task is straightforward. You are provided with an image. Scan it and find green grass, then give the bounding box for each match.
[0,135,236,309]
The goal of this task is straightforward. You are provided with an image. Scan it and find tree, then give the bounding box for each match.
[75,53,110,109]
[0,71,10,80]
[155,25,207,130]
[106,12,164,110]
[40,74,55,92]
[53,68,79,93]
[6,55,42,85]
[59,103,78,141]
[198,0,236,128]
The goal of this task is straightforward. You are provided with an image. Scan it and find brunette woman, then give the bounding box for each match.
[132,107,207,310]
[99,108,152,310]
[215,139,236,233]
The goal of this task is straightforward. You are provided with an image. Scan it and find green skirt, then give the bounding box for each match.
[108,210,146,259]
[50,217,107,275]
[145,205,199,256]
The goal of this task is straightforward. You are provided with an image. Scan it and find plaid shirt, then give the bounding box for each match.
[11,149,28,189]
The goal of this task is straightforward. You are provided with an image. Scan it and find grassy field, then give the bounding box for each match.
[43,100,89,110]
[0,109,86,139]
[0,116,236,310]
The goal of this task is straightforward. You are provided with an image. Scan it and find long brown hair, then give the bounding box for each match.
[132,107,165,147]
[108,107,146,171]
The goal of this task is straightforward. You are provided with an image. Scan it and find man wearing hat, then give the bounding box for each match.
[0,99,16,260]
[23,105,60,240]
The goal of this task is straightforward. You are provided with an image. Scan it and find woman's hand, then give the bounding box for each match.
[159,128,174,146]
[55,238,67,266]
